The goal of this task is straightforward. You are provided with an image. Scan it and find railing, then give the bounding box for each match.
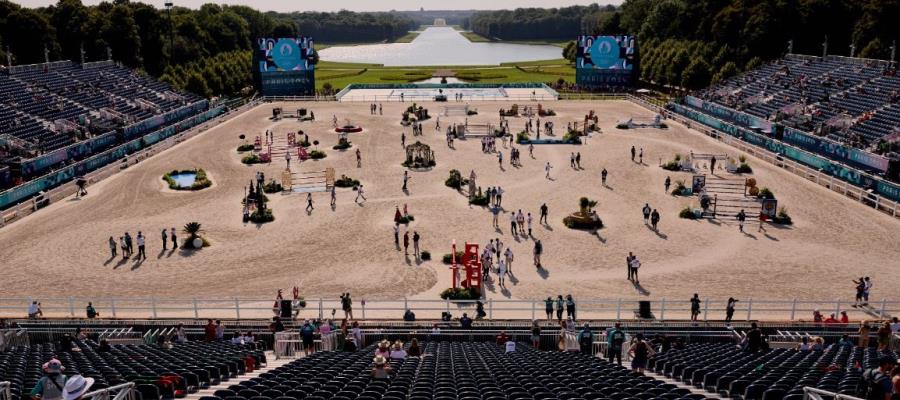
[2,296,897,321]
[0,381,10,400]
[803,387,863,400]
[82,382,138,400]
[663,111,900,219]
[0,329,29,351]
[335,94,559,102]
[0,98,262,229]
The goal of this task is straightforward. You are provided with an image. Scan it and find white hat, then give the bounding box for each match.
[62,375,95,400]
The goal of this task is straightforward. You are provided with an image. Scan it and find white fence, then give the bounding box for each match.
[2,296,896,321]
[803,387,863,400]
[82,383,138,400]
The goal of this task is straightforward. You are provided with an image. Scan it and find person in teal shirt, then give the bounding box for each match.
[30,359,67,400]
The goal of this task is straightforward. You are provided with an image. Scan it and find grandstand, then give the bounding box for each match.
[689,54,899,174]
[0,60,207,193]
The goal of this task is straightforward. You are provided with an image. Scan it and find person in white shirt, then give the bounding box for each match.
[890,317,900,333]
[505,340,516,353]
[497,259,507,287]
[389,342,407,360]
[545,162,553,179]
[28,301,41,319]
[136,232,146,260]
[230,331,244,344]
[504,248,514,275]
[215,320,225,341]
[174,324,187,343]
[630,257,641,284]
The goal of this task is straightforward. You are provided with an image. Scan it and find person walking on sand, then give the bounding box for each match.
[545,162,553,179]
[664,176,671,193]
[533,240,543,269]
[402,171,410,191]
[540,203,548,225]
[119,236,127,259]
[650,209,660,231]
[631,146,636,162]
[306,193,314,212]
[529,143,534,158]
[509,212,518,236]
[355,185,367,203]
[403,231,410,255]
[642,203,652,224]
[379,103,382,115]
[498,151,503,167]
[495,186,503,207]
[330,185,337,207]
[497,259,507,287]
[601,168,608,186]
[630,256,641,284]
[527,212,533,236]
[171,227,178,249]
[136,231,146,260]
[124,232,133,256]
[285,149,291,169]
[736,209,746,232]
[639,148,643,164]
[517,210,525,233]
[161,229,167,250]
[758,211,767,232]
[576,152,582,169]
[491,205,500,228]
[413,231,420,258]
[108,236,116,258]
[393,223,400,247]
[626,252,636,281]
[401,132,406,148]
[504,247,514,275]
[356,148,361,168]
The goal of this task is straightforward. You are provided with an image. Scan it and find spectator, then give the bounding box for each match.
[837,334,855,347]
[230,331,244,345]
[403,309,416,322]
[407,338,422,357]
[544,297,553,321]
[300,320,315,356]
[244,331,255,344]
[28,301,42,319]
[375,340,391,358]
[746,322,762,352]
[531,321,541,349]
[797,336,812,351]
[813,309,824,323]
[318,319,333,350]
[371,356,393,380]
[215,320,225,341]
[628,334,655,374]
[61,375,95,400]
[496,331,509,345]
[577,323,594,353]
[30,359,67,400]
[85,302,98,319]
[690,294,701,321]
[607,322,626,366]
[475,300,487,319]
[725,298,738,323]
[840,311,849,324]
[204,319,216,341]
[565,295,576,321]
[505,340,516,353]
[856,355,895,400]
[824,314,839,324]
[97,339,111,353]
[876,322,892,351]
[459,313,473,329]
[270,316,285,333]
[174,323,187,343]
[859,322,871,348]
[389,341,407,360]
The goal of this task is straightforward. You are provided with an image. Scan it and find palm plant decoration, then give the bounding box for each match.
[578,197,598,215]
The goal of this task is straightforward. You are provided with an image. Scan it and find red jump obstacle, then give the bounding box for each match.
[451,241,482,295]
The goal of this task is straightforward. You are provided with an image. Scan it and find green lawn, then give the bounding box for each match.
[393,30,422,43]
[459,31,491,43]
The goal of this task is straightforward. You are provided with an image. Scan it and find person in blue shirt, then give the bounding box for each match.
[300,320,316,357]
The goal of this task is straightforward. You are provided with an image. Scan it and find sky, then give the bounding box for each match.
[15,0,622,13]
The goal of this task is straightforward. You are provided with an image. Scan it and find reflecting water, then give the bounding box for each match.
[318,27,562,66]
[170,173,197,188]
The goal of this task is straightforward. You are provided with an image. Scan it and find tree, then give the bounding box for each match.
[681,58,712,90]
[103,5,142,67]
[3,8,59,64]
[712,61,740,84]
[184,71,210,98]
[562,40,577,63]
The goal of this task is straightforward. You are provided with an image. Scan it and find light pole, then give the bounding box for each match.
[165,1,174,66]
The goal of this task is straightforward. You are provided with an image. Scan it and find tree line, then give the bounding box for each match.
[468,5,607,41]
[0,0,415,97]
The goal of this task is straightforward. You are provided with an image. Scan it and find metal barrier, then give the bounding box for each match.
[0,381,9,400]
[82,382,138,400]
[0,329,29,351]
[803,387,863,400]
[2,296,897,321]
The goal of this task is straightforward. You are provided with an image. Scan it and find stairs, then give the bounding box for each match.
[184,351,296,400]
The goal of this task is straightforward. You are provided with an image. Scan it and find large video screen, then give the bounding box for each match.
[575,35,636,87]
[254,37,317,96]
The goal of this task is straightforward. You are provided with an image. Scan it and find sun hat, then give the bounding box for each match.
[42,359,64,373]
[62,375,95,400]
[373,355,386,366]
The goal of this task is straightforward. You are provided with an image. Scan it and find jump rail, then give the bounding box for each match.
[82,383,138,400]
[1,297,896,321]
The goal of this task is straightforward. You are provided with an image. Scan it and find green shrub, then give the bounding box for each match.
[241,154,262,164]
[420,251,431,261]
[249,208,275,223]
[466,110,478,116]
[439,287,479,300]
[442,251,465,264]
[563,215,603,230]
[237,144,254,152]
[445,169,468,189]
[397,215,415,224]
[263,180,283,193]
[679,206,697,219]
[298,139,311,147]
[516,131,530,144]
[757,187,775,200]
[661,160,681,171]
[402,159,436,168]
[774,207,793,225]
[309,150,327,159]
[671,180,688,196]
[334,175,360,188]
[739,154,747,163]
[562,130,582,143]
[469,187,489,206]
[735,163,753,173]
[162,169,211,191]
[333,137,352,150]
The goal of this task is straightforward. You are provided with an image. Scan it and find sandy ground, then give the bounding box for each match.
[1,100,898,318]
